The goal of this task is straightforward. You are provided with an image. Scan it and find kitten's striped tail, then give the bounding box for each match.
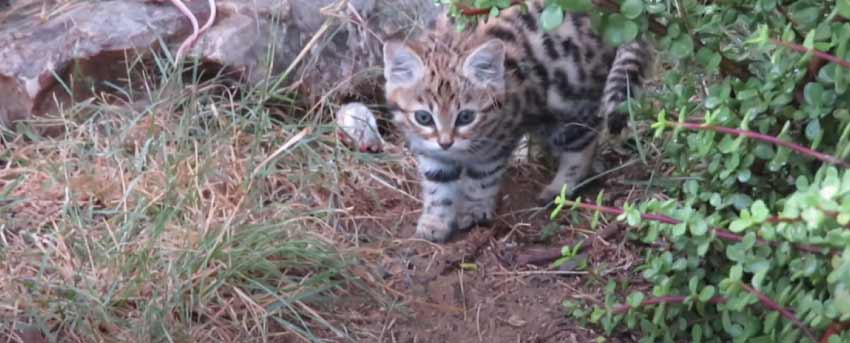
[601,40,652,135]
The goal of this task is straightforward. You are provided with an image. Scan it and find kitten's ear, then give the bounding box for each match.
[383,39,425,89]
[462,39,505,87]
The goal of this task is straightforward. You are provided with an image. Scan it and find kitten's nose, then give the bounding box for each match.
[438,140,453,150]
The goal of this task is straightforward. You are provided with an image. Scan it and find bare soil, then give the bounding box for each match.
[324,148,651,343]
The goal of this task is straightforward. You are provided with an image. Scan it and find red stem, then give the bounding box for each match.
[740,283,818,342]
[820,322,850,343]
[567,201,830,255]
[669,122,850,169]
[771,39,850,70]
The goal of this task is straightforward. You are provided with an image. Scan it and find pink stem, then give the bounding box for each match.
[166,0,199,62]
[669,122,850,169]
[741,283,818,342]
[175,0,217,62]
[771,38,850,70]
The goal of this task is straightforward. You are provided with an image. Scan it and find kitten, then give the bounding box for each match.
[383,1,650,241]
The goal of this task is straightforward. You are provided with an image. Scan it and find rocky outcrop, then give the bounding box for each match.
[0,0,440,131]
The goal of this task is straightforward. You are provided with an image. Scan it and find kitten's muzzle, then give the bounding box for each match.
[438,133,454,150]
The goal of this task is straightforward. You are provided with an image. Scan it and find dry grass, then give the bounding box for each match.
[0,2,449,341]
[0,39,418,341]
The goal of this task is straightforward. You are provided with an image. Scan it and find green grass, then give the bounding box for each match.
[0,50,374,342]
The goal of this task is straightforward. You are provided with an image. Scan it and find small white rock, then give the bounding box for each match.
[335,102,385,153]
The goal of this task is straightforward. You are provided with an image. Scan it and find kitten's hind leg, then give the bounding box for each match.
[537,124,600,205]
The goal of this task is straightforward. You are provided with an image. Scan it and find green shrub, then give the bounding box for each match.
[444,0,850,341]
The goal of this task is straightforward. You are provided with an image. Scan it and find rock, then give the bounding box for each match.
[335,102,384,153]
[0,0,213,129]
[289,0,375,33]
[0,0,441,131]
[186,0,297,85]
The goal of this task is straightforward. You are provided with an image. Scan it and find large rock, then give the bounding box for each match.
[0,0,440,130]
[0,0,213,128]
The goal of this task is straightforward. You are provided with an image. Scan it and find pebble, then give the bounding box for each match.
[335,102,385,153]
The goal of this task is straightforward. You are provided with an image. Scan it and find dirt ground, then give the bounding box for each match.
[323,145,651,343]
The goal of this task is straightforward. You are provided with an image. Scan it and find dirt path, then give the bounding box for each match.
[326,151,648,343]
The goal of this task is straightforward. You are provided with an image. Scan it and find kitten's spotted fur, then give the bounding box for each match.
[383,1,651,242]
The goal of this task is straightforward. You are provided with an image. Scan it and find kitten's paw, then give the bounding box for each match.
[536,184,574,207]
[414,215,455,242]
[456,212,479,230]
[467,205,496,226]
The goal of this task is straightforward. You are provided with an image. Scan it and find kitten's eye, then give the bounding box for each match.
[455,110,476,126]
[414,110,434,126]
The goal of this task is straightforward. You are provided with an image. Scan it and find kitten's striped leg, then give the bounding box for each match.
[414,155,472,242]
[463,157,509,226]
[538,127,599,204]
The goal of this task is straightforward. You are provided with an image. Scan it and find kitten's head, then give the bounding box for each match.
[383,35,506,155]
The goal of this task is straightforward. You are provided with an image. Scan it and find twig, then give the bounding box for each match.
[512,223,620,266]
[280,19,332,80]
[251,127,312,178]
[740,283,818,343]
[490,270,588,276]
[771,38,850,70]
[665,121,850,169]
[174,0,217,62]
[432,228,498,276]
[476,304,483,342]
[162,0,198,60]
[153,0,216,63]
[511,245,569,266]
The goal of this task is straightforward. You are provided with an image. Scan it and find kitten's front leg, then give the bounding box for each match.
[415,155,471,242]
[463,157,509,226]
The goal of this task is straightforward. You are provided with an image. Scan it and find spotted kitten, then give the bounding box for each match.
[383,1,651,242]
